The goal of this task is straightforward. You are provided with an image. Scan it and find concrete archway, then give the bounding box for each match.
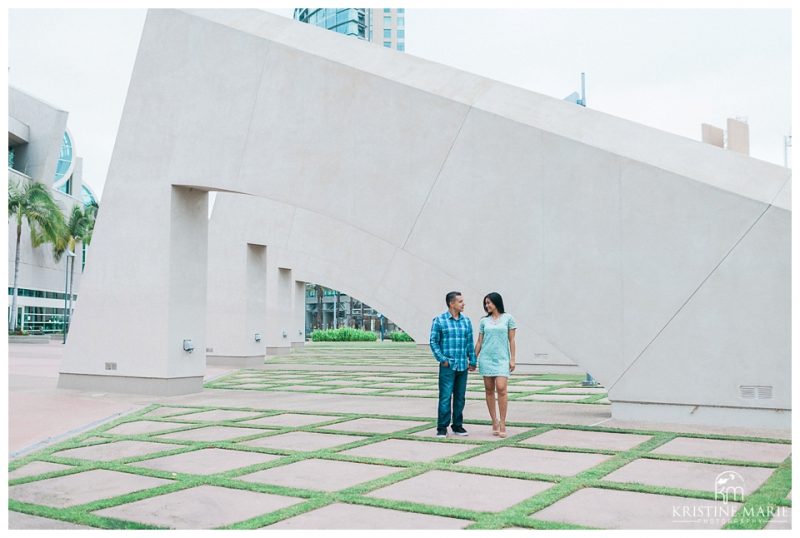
[60,9,790,428]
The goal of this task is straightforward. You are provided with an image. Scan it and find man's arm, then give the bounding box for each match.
[429,317,447,364]
[466,321,477,368]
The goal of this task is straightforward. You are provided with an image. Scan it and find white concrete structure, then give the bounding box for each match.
[60,9,790,428]
[8,87,96,335]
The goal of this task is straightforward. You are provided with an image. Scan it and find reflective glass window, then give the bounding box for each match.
[384,29,391,38]
[397,29,404,38]
[398,17,404,26]
[383,16,392,26]
[397,42,405,51]
[384,41,391,47]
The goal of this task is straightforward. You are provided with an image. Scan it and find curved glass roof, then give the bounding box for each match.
[54,131,73,182]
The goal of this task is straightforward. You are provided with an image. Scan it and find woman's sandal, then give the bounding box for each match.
[492,421,500,436]
[498,424,507,438]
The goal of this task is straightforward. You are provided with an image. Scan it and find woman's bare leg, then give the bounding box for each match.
[496,376,509,436]
[483,376,498,433]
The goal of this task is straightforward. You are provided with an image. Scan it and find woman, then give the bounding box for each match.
[474,292,517,438]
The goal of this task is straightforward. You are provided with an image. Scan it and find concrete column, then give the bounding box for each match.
[292,280,306,349]
[59,187,208,395]
[701,123,724,148]
[265,263,292,356]
[726,118,750,155]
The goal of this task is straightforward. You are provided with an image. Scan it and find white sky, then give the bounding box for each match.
[6,3,793,199]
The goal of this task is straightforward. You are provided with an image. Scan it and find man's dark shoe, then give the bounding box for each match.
[436,428,447,438]
[451,426,469,436]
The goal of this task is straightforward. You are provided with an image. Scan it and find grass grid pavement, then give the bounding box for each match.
[8,343,792,529]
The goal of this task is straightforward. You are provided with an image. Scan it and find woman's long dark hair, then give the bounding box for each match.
[483,292,505,316]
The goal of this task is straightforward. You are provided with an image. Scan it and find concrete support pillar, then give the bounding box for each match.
[59,187,208,395]
[265,262,292,356]
[726,118,750,155]
[292,280,306,349]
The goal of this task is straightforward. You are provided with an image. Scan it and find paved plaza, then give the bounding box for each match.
[8,342,792,530]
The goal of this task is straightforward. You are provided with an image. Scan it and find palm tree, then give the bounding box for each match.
[8,180,65,332]
[53,204,94,335]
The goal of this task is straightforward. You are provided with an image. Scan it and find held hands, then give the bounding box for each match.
[468,363,477,372]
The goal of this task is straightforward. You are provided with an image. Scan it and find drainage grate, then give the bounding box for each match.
[104,362,117,371]
[739,385,773,399]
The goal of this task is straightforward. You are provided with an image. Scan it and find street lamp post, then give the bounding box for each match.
[62,249,75,344]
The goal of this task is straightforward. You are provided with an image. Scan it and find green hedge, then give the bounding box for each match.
[389,331,414,342]
[310,327,378,342]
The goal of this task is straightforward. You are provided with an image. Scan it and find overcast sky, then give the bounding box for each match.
[7,7,791,199]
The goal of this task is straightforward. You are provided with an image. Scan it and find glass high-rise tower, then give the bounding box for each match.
[293,8,405,52]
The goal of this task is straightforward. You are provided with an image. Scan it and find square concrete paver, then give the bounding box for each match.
[9,469,172,508]
[321,418,429,434]
[238,459,402,491]
[651,438,792,464]
[325,387,380,394]
[387,390,439,397]
[173,409,265,422]
[241,431,367,452]
[9,512,96,530]
[103,421,195,436]
[763,507,791,530]
[513,380,573,386]
[53,440,185,462]
[367,470,552,512]
[9,461,74,481]
[143,407,201,418]
[266,502,471,529]
[551,387,607,394]
[155,426,266,442]
[240,414,340,428]
[532,487,741,529]
[522,429,651,451]
[341,439,478,462]
[603,458,774,495]
[129,448,283,475]
[313,380,367,386]
[457,447,610,476]
[229,383,272,389]
[519,394,590,402]
[92,485,303,529]
[273,385,325,392]
[411,425,529,441]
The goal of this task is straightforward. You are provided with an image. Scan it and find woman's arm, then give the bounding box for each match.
[509,328,516,372]
[475,332,483,359]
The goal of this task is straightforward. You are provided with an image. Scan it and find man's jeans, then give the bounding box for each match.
[438,365,468,430]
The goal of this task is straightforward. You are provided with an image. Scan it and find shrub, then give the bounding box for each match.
[389,331,414,342]
[310,327,378,342]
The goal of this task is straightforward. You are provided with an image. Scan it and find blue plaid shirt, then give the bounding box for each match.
[430,311,477,371]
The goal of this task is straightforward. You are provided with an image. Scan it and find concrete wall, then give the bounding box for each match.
[61,9,791,428]
[8,87,67,182]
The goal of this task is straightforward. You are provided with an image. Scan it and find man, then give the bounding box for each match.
[430,291,477,438]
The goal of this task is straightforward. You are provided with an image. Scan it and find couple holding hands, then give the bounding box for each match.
[429,291,517,438]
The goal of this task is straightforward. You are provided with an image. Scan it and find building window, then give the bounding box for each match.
[384,28,391,38]
[384,41,391,48]
[398,8,405,13]
[383,16,392,26]
[397,29,404,39]
[397,42,405,52]
[398,17,404,27]
[383,8,391,13]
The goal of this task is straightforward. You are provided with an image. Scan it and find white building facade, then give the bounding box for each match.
[8,87,97,334]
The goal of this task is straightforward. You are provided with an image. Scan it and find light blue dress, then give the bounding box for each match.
[478,313,517,377]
